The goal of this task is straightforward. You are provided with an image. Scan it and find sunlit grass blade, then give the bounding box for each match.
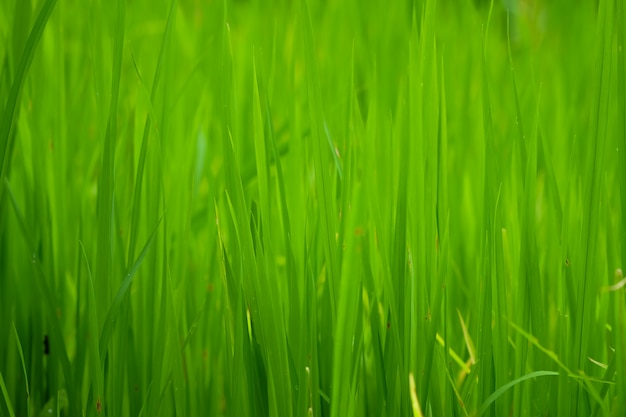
[0,370,16,417]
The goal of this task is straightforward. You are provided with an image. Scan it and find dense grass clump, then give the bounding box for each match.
[1,0,625,415]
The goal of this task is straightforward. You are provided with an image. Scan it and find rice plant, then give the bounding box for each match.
[0,0,624,416]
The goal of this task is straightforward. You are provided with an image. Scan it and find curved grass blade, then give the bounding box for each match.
[476,371,558,417]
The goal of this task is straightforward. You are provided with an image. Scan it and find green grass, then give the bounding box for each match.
[0,0,625,416]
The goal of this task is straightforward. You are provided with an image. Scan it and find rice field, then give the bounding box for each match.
[0,0,625,416]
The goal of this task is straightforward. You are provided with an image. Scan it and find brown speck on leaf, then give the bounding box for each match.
[387,321,391,329]
[565,258,570,267]
[96,399,102,414]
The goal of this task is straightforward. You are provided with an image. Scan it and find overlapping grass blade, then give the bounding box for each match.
[0,0,57,190]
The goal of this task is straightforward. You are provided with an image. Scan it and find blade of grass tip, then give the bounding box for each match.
[300,0,338,323]
[11,323,30,414]
[78,241,104,417]
[476,371,559,417]
[0,0,57,194]
[99,214,164,357]
[0,370,16,417]
[590,350,617,417]
[409,372,424,417]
